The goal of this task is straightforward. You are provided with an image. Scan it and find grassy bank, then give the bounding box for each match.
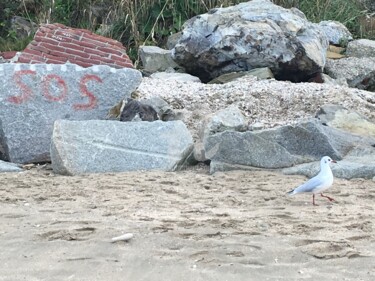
[0,0,373,61]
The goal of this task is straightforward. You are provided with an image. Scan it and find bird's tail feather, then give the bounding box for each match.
[287,189,295,196]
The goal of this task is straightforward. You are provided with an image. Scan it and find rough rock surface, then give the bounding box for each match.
[316,104,375,138]
[204,119,369,173]
[0,63,142,163]
[346,39,375,58]
[195,105,247,161]
[208,68,274,84]
[139,46,179,73]
[325,57,375,91]
[283,152,375,179]
[150,72,201,83]
[318,21,353,45]
[137,76,375,142]
[172,0,328,82]
[119,98,159,122]
[51,120,193,175]
[0,160,22,173]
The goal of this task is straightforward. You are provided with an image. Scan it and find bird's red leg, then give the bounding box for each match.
[321,193,335,202]
[312,194,318,206]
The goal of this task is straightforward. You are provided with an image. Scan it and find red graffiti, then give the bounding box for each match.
[73,74,102,110]
[7,70,102,111]
[8,70,36,104]
[42,74,68,102]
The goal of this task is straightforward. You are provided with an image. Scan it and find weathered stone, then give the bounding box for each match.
[346,39,375,58]
[172,0,328,82]
[208,68,274,84]
[206,119,369,173]
[321,73,348,87]
[10,16,38,39]
[326,45,346,59]
[196,105,247,162]
[139,46,179,73]
[324,57,375,91]
[0,160,22,173]
[283,152,375,180]
[0,63,142,163]
[119,98,159,122]
[141,97,179,121]
[316,104,375,138]
[50,120,194,175]
[150,72,201,83]
[166,32,183,50]
[318,21,353,46]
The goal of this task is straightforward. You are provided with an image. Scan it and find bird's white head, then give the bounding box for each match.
[321,156,337,166]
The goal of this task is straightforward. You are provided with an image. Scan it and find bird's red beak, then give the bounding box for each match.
[331,160,337,163]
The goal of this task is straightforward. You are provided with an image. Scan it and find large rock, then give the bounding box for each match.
[324,57,375,91]
[318,21,352,46]
[0,160,22,173]
[208,67,274,84]
[139,46,180,73]
[316,104,375,138]
[205,119,370,173]
[0,63,142,163]
[196,105,247,161]
[172,0,328,83]
[346,39,375,58]
[283,151,375,180]
[51,120,193,175]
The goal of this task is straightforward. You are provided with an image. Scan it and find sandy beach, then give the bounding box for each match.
[0,165,374,280]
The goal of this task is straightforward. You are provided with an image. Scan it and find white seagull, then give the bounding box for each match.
[287,156,337,206]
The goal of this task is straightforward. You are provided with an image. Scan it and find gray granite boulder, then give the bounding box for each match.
[208,68,274,84]
[139,46,180,73]
[195,105,247,162]
[346,39,375,58]
[172,0,328,82]
[316,104,375,138]
[150,72,201,83]
[206,119,370,173]
[283,152,375,180]
[0,63,142,163]
[324,57,375,91]
[0,160,22,173]
[318,20,352,46]
[51,120,193,175]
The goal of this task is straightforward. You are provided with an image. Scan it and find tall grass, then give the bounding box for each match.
[1,0,373,59]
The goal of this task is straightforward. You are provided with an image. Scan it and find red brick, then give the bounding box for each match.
[1,51,17,59]
[110,54,131,63]
[45,59,64,64]
[58,42,83,51]
[54,30,81,41]
[115,61,134,68]
[82,32,122,47]
[64,48,90,59]
[74,40,97,49]
[29,44,50,54]
[84,48,107,57]
[35,36,62,45]
[97,47,124,57]
[89,54,113,63]
[23,49,43,56]
[42,53,69,62]
[68,58,93,68]
[40,42,66,53]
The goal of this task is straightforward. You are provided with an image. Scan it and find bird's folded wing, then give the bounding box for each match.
[294,176,324,193]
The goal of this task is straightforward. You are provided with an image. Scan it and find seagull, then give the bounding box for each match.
[287,156,337,206]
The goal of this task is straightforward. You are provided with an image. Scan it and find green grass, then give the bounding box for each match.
[0,0,373,61]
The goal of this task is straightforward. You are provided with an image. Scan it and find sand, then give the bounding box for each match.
[0,165,374,280]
